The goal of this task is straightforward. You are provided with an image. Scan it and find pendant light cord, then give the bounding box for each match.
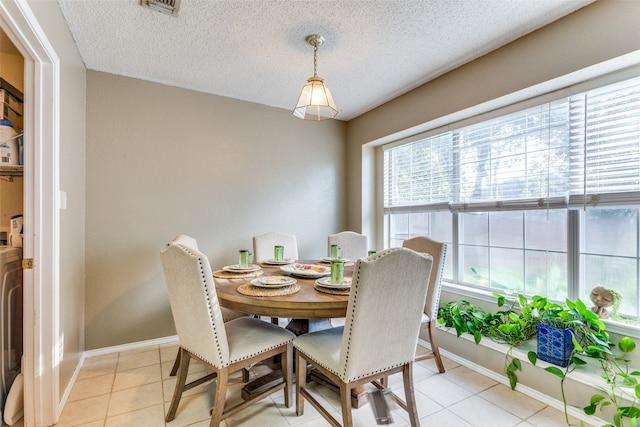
[313,43,318,77]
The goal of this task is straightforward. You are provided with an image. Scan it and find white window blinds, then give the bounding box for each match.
[568,76,640,207]
[384,75,640,213]
[383,132,453,213]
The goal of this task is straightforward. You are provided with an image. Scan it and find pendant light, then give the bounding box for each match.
[293,34,338,120]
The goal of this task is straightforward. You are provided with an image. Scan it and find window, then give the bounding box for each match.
[384,74,640,320]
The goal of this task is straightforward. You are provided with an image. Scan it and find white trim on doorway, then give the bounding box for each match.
[0,1,60,426]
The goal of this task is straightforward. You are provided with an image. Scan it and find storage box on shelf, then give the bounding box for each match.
[0,90,22,116]
[0,79,22,103]
[0,105,21,133]
[0,79,23,133]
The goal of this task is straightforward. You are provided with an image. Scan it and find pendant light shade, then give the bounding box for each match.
[293,35,338,120]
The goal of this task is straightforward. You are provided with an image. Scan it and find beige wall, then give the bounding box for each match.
[345,0,640,234]
[26,0,87,400]
[85,71,346,349]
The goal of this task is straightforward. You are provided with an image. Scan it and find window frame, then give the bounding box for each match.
[381,67,640,336]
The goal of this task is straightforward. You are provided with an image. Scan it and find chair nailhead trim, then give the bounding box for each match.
[175,243,294,367]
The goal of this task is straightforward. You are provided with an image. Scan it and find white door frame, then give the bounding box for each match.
[0,1,59,426]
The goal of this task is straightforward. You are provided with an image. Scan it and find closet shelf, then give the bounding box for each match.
[0,166,23,177]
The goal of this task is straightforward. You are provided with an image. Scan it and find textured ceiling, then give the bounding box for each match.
[51,1,594,120]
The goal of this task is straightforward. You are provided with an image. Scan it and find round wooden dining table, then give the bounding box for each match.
[213,260,368,408]
[213,260,353,320]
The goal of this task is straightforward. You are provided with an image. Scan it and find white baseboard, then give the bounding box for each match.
[58,335,179,420]
[82,335,179,359]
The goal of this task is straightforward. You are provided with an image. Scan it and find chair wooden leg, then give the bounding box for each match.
[242,367,250,382]
[282,342,293,408]
[402,363,419,427]
[340,383,353,427]
[169,347,181,376]
[209,368,228,427]
[380,375,388,386]
[295,350,306,416]
[429,321,445,373]
[166,347,190,422]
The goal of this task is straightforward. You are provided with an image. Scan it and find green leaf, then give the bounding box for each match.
[473,330,481,345]
[620,337,636,353]
[590,394,606,405]
[518,294,528,307]
[466,321,476,333]
[572,335,584,353]
[583,404,596,415]
[636,384,640,400]
[512,358,522,371]
[573,357,587,366]
[626,408,640,418]
[508,372,517,390]
[527,351,537,365]
[544,366,565,379]
[508,312,520,323]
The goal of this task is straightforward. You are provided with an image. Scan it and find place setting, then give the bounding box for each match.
[237,275,301,296]
[314,258,352,295]
[279,263,331,278]
[259,245,296,266]
[213,249,264,279]
[317,244,354,266]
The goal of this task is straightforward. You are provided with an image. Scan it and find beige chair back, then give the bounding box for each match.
[160,242,230,368]
[170,234,199,250]
[253,232,298,262]
[339,247,432,382]
[402,236,446,320]
[327,231,368,260]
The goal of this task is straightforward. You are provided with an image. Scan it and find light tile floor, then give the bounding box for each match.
[48,341,595,427]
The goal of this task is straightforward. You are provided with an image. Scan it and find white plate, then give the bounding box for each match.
[280,263,331,278]
[320,257,351,263]
[258,275,297,286]
[315,277,352,289]
[262,258,296,265]
[250,277,296,288]
[222,264,261,273]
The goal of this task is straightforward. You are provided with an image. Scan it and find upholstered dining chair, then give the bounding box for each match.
[293,247,433,427]
[327,231,368,260]
[160,242,295,425]
[253,231,299,263]
[167,234,247,377]
[402,235,447,373]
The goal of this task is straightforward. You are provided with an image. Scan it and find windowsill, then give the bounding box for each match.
[437,324,609,382]
[441,282,640,340]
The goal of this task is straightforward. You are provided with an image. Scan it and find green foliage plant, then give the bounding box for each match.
[528,299,639,427]
[438,293,640,426]
[437,292,551,390]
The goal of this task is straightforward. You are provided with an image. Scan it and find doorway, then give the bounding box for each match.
[0,1,60,426]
